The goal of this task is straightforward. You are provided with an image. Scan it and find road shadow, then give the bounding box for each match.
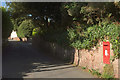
[2,40,75,78]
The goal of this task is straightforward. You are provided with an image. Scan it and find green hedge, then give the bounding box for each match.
[33,27,71,48]
[67,22,120,58]
[34,21,120,59]
[2,7,13,40]
[17,19,34,38]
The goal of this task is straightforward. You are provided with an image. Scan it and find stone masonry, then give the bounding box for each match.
[32,36,119,78]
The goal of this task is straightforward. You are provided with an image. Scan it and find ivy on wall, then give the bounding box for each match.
[67,22,120,59]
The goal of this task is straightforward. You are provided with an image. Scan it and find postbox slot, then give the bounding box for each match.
[104,44,108,46]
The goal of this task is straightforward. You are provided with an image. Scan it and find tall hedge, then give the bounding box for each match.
[2,7,13,40]
[17,19,34,38]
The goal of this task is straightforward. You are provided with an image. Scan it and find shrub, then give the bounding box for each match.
[67,22,120,58]
[2,7,13,40]
[101,64,114,79]
[32,28,40,37]
[17,19,34,38]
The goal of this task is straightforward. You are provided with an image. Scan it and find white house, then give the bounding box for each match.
[10,30,18,39]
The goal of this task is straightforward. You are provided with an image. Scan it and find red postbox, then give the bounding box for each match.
[103,41,110,64]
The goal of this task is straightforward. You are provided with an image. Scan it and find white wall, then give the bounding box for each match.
[10,30,18,39]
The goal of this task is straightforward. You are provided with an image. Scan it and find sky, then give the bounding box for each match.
[1,2,6,7]
[0,0,11,7]
[0,1,6,7]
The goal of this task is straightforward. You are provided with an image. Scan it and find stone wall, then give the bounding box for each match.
[32,36,119,78]
[73,42,119,78]
[32,36,75,63]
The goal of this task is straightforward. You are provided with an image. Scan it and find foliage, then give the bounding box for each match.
[82,67,86,69]
[89,69,101,77]
[41,27,70,48]
[12,17,26,31]
[62,3,120,58]
[60,4,73,27]
[7,2,62,27]
[32,27,41,36]
[101,64,114,79]
[67,22,120,58]
[2,7,13,40]
[6,2,120,59]
[17,19,34,38]
[64,2,120,25]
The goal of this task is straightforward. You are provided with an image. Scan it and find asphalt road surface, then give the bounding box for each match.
[3,40,95,78]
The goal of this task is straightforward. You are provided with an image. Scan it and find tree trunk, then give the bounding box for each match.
[46,16,48,28]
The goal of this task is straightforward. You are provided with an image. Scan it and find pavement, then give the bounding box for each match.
[2,40,96,78]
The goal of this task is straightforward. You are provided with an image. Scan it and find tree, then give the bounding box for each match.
[63,2,120,25]
[17,19,34,38]
[12,17,26,31]
[2,7,13,40]
[7,2,62,28]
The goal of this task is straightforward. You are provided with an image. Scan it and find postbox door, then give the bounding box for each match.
[103,41,110,64]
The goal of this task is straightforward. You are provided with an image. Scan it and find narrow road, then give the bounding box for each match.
[3,40,95,78]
